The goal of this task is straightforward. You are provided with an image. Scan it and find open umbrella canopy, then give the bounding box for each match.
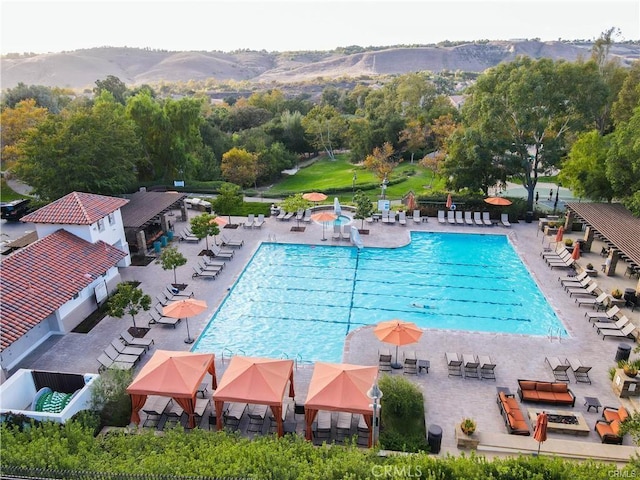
[163,298,207,319]
[303,192,328,203]
[311,211,338,223]
[533,411,548,454]
[406,192,417,212]
[446,193,453,209]
[374,319,423,346]
[484,197,513,206]
[210,216,228,227]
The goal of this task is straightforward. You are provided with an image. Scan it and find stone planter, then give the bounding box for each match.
[585,269,598,277]
[455,423,479,449]
[544,226,558,236]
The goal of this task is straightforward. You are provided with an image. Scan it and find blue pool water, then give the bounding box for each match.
[193,232,565,363]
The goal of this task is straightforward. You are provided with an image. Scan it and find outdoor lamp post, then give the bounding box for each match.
[381,175,388,200]
[352,172,357,198]
[367,382,383,447]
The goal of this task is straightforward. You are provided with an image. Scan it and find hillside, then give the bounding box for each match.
[2,41,639,90]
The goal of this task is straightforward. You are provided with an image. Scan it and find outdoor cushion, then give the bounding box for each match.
[519,381,536,390]
[551,383,568,393]
[536,391,556,402]
[604,407,629,423]
[536,383,553,392]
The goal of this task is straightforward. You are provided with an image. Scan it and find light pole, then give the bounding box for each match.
[352,172,357,199]
[381,175,388,200]
[367,382,383,447]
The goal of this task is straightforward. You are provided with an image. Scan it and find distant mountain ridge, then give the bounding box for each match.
[2,41,639,90]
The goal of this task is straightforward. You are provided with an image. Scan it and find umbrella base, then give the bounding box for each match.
[321,238,327,241]
[184,338,194,344]
[391,363,403,370]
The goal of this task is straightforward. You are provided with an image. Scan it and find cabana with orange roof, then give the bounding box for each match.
[127,350,217,429]
[213,356,295,436]
[304,362,379,447]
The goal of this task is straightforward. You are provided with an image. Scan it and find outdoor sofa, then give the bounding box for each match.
[516,379,576,406]
[496,390,530,435]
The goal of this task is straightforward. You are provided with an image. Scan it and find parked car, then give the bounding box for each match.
[1,199,31,221]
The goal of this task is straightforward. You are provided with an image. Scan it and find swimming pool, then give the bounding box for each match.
[193,232,565,363]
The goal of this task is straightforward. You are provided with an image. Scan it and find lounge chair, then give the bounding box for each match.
[120,330,154,350]
[482,212,493,226]
[597,322,636,340]
[149,309,180,328]
[464,211,474,226]
[179,231,200,243]
[276,210,287,221]
[565,358,591,384]
[500,213,511,227]
[455,211,464,225]
[341,224,350,241]
[545,250,572,266]
[243,214,255,229]
[386,212,396,224]
[478,355,496,380]
[545,356,570,382]
[403,351,417,375]
[576,292,608,308]
[156,293,171,306]
[111,339,146,359]
[202,256,226,269]
[224,402,247,430]
[197,259,223,274]
[447,210,456,224]
[378,348,392,373]
[462,354,480,379]
[163,401,185,429]
[220,234,243,248]
[247,404,267,434]
[592,315,630,331]
[437,210,446,224]
[166,284,194,299]
[563,276,592,292]
[412,210,421,223]
[473,212,483,226]
[210,245,234,259]
[97,353,133,372]
[296,209,304,222]
[142,396,171,427]
[558,271,588,286]
[547,257,575,270]
[104,344,139,365]
[380,211,389,223]
[332,224,341,240]
[398,211,407,226]
[254,214,265,228]
[302,209,312,223]
[446,352,462,377]
[192,264,221,280]
[283,211,294,221]
[313,410,331,443]
[585,305,620,322]
[566,282,598,298]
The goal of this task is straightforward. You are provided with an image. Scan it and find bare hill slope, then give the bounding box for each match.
[2,41,638,90]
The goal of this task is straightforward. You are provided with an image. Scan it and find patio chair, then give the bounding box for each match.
[545,356,570,382]
[500,213,511,227]
[558,271,588,286]
[247,404,267,434]
[162,401,185,429]
[254,214,265,228]
[412,210,421,223]
[165,284,194,299]
[302,209,312,223]
[142,396,171,428]
[592,315,630,332]
[156,293,171,306]
[313,410,332,444]
[403,351,417,375]
[192,264,221,280]
[563,276,591,292]
[243,214,255,229]
[193,398,211,424]
[437,210,446,224]
[296,209,304,222]
[221,234,243,248]
[104,344,139,365]
[283,211,294,221]
[398,211,407,225]
[341,224,350,241]
[210,245,234,259]
[149,308,180,328]
[276,209,287,220]
[202,256,226,269]
[332,224,341,240]
[464,211,474,226]
[120,330,154,351]
[585,305,620,322]
[473,212,484,226]
[478,355,496,380]
[576,292,608,309]
[482,212,493,226]
[565,358,591,384]
[224,402,247,430]
[455,210,464,225]
[462,354,480,379]
[110,339,146,359]
[97,353,133,372]
[548,257,576,270]
[335,411,353,443]
[179,230,200,243]
[566,282,598,298]
[446,352,463,377]
[378,348,392,373]
[198,259,224,273]
[447,210,456,224]
[595,419,624,444]
[387,211,396,224]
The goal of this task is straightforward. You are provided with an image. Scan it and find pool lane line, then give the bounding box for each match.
[355,279,515,292]
[240,314,368,327]
[353,291,523,306]
[348,306,533,323]
[345,248,360,336]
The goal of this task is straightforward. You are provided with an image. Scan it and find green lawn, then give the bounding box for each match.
[0,178,28,202]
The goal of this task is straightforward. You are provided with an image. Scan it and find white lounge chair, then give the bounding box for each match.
[464,211,474,226]
[412,210,421,223]
[576,292,608,308]
[254,214,265,228]
[566,282,598,298]
[332,224,341,240]
[455,211,464,225]
[482,212,492,226]
[243,214,254,229]
[296,209,304,221]
[210,245,234,259]
[500,213,511,227]
[398,211,407,225]
[437,210,446,224]
[283,211,294,221]
[592,315,630,331]
[302,209,312,223]
[276,210,287,221]
[220,234,243,248]
[447,210,456,224]
[387,211,396,224]
[120,331,154,350]
[341,224,351,240]
[597,322,636,340]
[585,305,620,322]
[473,212,483,226]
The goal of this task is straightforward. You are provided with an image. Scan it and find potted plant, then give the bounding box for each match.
[621,360,638,378]
[564,238,573,247]
[611,288,623,300]
[586,263,594,270]
[460,418,476,435]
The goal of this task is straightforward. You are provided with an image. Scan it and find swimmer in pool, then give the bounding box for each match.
[411,303,429,309]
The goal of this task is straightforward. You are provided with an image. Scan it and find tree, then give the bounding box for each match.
[301,104,346,159]
[0,99,48,169]
[106,282,152,330]
[94,75,128,105]
[363,142,396,181]
[89,367,134,427]
[190,212,219,252]
[398,119,427,163]
[213,183,243,224]
[353,190,374,229]
[280,194,310,229]
[1,82,67,113]
[220,147,258,187]
[606,104,640,215]
[13,92,141,200]
[156,246,188,286]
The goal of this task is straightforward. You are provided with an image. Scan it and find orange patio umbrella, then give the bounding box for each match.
[311,211,337,241]
[303,192,328,203]
[446,193,453,209]
[210,216,228,227]
[484,197,512,206]
[533,411,548,455]
[555,226,564,243]
[406,191,417,212]
[163,298,207,344]
[374,319,423,367]
[571,241,581,260]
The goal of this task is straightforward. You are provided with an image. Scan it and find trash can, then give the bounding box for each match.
[427,424,442,454]
[615,343,632,362]
[525,211,533,223]
[153,241,162,254]
[161,235,168,248]
[167,231,174,242]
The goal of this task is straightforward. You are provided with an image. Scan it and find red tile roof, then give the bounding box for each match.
[0,229,127,351]
[20,191,129,225]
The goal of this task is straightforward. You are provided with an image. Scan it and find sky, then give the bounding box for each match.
[1,0,639,55]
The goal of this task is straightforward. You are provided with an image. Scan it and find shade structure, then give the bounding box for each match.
[484,196,513,206]
[533,411,548,454]
[213,356,295,436]
[446,193,453,209]
[311,211,338,241]
[302,192,328,203]
[304,362,378,447]
[571,241,581,260]
[163,298,208,344]
[374,319,423,365]
[127,350,217,428]
[210,216,228,227]
[555,226,564,243]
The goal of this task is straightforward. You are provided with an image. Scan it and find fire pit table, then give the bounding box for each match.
[527,408,590,436]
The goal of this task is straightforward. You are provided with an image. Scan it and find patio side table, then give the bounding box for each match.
[584,396,602,412]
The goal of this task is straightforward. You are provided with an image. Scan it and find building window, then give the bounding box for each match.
[97,218,105,232]
[108,213,115,225]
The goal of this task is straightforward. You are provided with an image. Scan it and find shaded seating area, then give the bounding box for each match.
[304,362,378,447]
[127,350,217,429]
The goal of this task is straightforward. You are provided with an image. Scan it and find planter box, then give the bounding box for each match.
[455,423,479,449]
[585,269,598,277]
[544,226,559,236]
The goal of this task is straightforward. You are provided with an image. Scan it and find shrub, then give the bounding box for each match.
[90,368,134,428]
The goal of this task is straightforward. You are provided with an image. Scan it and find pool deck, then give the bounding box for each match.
[13,210,640,463]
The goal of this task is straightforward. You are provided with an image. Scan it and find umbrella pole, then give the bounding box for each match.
[391,345,402,369]
[184,317,194,344]
[321,223,327,241]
